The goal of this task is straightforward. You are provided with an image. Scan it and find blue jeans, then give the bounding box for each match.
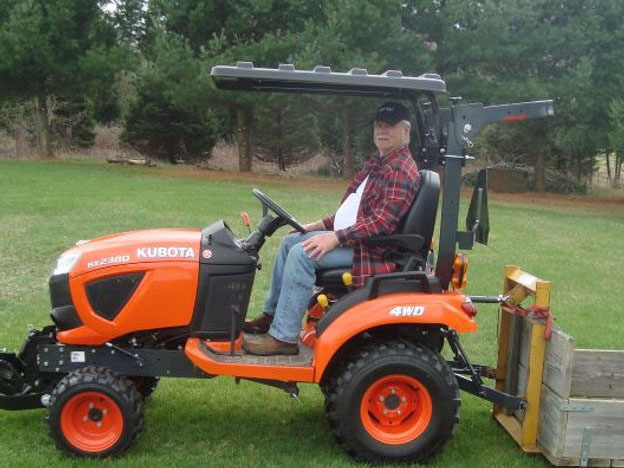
[263,231,353,343]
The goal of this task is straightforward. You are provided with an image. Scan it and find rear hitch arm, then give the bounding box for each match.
[445,330,527,412]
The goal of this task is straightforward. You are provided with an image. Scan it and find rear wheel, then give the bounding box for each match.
[325,341,459,463]
[47,366,144,457]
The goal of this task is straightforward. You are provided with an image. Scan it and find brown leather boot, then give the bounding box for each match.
[242,334,299,356]
[242,313,273,334]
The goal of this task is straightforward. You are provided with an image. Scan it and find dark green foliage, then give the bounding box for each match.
[80,46,136,124]
[143,0,334,170]
[608,98,624,185]
[293,0,433,175]
[315,98,379,175]
[0,0,128,155]
[0,0,105,97]
[148,0,329,56]
[51,97,97,149]
[0,0,622,188]
[254,95,321,171]
[110,0,148,47]
[121,34,220,162]
[409,0,624,190]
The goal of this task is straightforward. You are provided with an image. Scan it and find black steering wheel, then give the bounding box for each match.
[252,188,307,234]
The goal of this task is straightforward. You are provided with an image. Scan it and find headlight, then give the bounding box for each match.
[53,251,81,276]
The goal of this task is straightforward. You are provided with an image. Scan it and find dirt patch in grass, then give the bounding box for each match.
[156,165,350,190]
[17,158,623,209]
[486,189,624,210]
[156,164,624,209]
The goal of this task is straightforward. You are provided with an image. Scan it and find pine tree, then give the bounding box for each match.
[121,33,220,162]
[0,0,122,156]
[254,95,321,171]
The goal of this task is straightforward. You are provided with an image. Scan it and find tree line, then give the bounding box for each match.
[1,0,623,191]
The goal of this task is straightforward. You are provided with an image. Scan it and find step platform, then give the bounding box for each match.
[202,336,315,367]
[184,337,316,382]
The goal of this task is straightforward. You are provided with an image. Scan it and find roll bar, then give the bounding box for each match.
[210,63,555,290]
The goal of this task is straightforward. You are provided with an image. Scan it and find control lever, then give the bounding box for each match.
[241,212,252,234]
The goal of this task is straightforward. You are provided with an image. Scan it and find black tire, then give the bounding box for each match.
[131,376,159,400]
[325,341,460,463]
[47,366,144,458]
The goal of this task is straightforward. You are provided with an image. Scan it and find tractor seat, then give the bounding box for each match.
[315,169,441,290]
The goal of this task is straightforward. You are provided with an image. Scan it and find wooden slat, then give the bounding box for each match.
[494,412,541,453]
[537,384,568,460]
[612,459,624,467]
[519,280,550,448]
[506,266,541,294]
[543,327,576,399]
[541,451,616,467]
[514,362,528,422]
[518,315,531,369]
[537,389,616,467]
[494,265,519,415]
[507,283,531,305]
[515,317,544,422]
[504,314,523,410]
[495,411,522,445]
[570,350,624,399]
[521,318,547,447]
[563,398,624,459]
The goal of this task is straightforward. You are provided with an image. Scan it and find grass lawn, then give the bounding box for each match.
[0,159,622,467]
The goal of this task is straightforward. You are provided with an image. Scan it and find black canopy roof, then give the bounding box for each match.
[211,62,446,99]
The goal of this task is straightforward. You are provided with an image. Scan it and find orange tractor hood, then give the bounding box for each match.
[67,229,202,277]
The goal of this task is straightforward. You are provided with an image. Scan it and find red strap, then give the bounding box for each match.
[501,303,552,340]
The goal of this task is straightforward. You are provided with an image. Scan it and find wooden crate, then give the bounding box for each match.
[538,327,624,467]
[493,266,624,467]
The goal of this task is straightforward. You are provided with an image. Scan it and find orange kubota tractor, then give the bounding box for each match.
[0,63,554,462]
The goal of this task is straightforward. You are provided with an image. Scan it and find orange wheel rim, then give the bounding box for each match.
[360,374,433,445]
[60,392,124,453]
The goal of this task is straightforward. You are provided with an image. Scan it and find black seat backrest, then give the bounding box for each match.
[314,169,440,289]
[398,169,440,248]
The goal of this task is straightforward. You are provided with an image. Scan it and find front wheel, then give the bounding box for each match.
[47,366,144,457]
[131,376,159,400]
[325,341,459,463]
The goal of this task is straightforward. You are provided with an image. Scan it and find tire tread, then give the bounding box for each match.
[325,340,460,463]
[47,366,144,458]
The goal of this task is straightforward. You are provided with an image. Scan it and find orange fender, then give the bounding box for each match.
[313,291,477,382]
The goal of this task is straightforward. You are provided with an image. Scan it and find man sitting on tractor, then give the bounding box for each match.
[242,101,421,355]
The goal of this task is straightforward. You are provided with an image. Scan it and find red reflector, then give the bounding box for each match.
[461,301,477,317]
[502,114,528,122]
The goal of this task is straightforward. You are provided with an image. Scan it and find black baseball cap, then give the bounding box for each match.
[374,101,410,125]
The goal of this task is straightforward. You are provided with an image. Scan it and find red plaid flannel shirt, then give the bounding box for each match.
[322,145,420,288]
